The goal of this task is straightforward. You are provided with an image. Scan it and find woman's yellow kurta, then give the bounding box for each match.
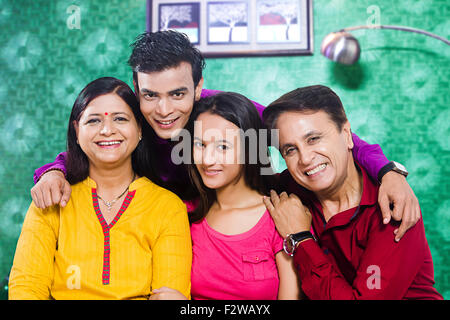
[9,177,192,299]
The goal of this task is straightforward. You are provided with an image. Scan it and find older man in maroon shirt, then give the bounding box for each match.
[263,85,442,300]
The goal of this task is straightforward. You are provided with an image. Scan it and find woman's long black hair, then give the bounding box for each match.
[66,77,159,185]
[186,92,276,224]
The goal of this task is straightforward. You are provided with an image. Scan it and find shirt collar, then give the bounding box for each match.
[358,162,379,207]
[308,162,379,228]
[310,161,378,207]
[283,161,379,230]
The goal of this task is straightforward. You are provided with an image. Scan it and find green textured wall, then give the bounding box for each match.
[0,0,448,299]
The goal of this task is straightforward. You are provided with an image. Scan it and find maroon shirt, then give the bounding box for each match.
[280,164,442,300]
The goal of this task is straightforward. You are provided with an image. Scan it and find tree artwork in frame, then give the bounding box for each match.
[207,1,249,44]
[147,0,313,57]
[257,0,301,43]
[158,2,200,44]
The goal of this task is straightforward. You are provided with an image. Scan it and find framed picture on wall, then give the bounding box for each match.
[256,0,301,43]
[207,1,249,44]
[147,0,313,57]
[158,2,200,44]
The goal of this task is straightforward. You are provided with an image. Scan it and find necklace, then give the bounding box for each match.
[97,173,136,211]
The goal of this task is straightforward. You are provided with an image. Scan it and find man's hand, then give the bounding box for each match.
[378,171,421,242]
[263,190,311,237]
[31,170,72,209]
[149,287,188,300]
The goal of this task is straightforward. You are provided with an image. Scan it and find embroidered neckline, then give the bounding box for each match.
[91,188,136,285]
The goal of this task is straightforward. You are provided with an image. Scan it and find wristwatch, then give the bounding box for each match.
[377,161,409,183]
[283,231,315,256]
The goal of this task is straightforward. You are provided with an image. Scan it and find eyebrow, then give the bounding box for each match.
[280,143,296,153]
[193,137,232,144]
[303,130,322,139]
[280,130,322,150]
[140,87,189,95]
[168,87,188,95]
[86,112,129,117]
[140,88,157,95]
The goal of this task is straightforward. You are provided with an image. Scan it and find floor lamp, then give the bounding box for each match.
[321,25,450,65]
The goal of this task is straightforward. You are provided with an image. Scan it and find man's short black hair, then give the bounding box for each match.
[263,85,348,132]
[128,30,205,90]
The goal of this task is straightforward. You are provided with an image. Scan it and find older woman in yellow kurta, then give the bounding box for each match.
[9,77,192,299]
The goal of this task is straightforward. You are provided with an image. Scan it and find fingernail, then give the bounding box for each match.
[383,218,389,224]
[394,229,398,234]
[61,201,66,207]
[395,237,400,242]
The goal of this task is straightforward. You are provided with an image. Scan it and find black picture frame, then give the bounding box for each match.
[147,0,313,57]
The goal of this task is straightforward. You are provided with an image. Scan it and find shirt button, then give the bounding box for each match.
[255,257,259,261]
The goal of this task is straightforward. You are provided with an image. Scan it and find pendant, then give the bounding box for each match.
[104,201,113,211]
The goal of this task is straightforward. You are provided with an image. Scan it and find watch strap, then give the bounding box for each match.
[377,161,395,183]
[377,161,408,183]
[291,231,314,242]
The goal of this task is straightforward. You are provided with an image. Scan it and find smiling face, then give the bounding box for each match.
[75,93,141,169]
[193,112,243,190]
[136,62,203,140]
[277,110,354,196]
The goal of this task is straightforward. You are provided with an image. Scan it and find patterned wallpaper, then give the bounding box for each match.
[0,0,448,299]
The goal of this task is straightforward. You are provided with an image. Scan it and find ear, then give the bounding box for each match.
[194,77,204,101]
[342,121,354,150]
[73,120,80,144]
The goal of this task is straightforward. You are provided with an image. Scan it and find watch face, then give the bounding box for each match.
[286,237,294,253]
[283,236,295,256]
[393,161,407,172]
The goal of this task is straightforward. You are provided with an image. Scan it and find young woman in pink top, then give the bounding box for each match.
[153,92,301,300]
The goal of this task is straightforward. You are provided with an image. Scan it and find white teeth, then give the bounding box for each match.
[97,141,121,146]
[306,164,327,176]
[159,119,176,125]
[205,170,221,175]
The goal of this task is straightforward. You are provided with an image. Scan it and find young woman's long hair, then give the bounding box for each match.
[66,77,159,185]
[186,92,276,224]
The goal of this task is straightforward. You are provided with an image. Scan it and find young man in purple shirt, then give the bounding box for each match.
[32,30,420,240]
[263,85,442,299]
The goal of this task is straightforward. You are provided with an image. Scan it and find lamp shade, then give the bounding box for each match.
[321,32,361,65]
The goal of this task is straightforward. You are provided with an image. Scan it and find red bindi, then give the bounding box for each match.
[105,112,108,115]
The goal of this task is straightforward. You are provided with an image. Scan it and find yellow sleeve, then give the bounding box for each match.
[8,203,59,300]
[151,197,192,299]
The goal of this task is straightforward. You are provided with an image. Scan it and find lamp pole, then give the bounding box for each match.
[321,25,449,65]
[340,25,450,46]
